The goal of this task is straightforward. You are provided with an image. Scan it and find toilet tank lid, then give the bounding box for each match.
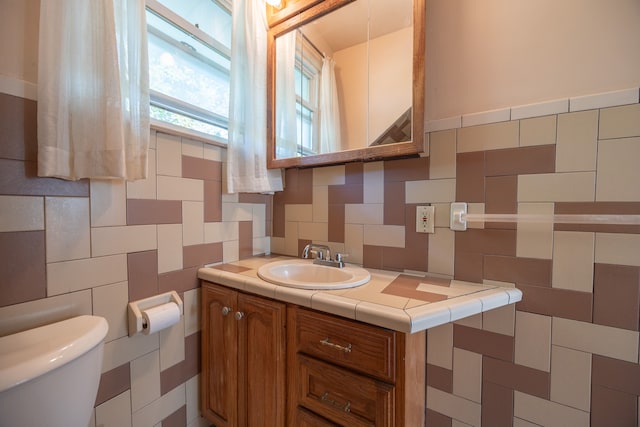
[0,315,108,393]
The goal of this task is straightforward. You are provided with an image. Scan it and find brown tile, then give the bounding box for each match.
[425,409,452,427]
[328,183,363,205]
[384,181,405,226]
[94,363,131,407]
[591,384,638,427]
[183,243,223,268]
[455,228,516,257]
[382,274,447,302]
[456,151,485,203]
[272,197,285,238]
[592,354,640,396]
[211,264,252,274]
[0,93,37,161]
[382,245,428,272]
[0,159,89,197]
[485,145,555,177]
[127,251,159,302]
[126,199,182,225]
[593,264,640,331]
[281,168,313,204]
[363,245,384,270]
[485,175,517,229]
[204,179,222,222]
[555,202,640,234]
[162,405,186,427]
[158,267,200,294]
[481,381,513,427]
[328,204,345,243]
[384,156,429,182]
[484,256,552,287]
[453,324,514,362]
[426,364,453,393]
[482,356,550,399]
[453,250,484,283]
[238,193,270,204]
[344,162,364,186]
[239,221,253,259]
[182,156,221,181]
[515,284,592,322]
[297,239,312,258]
[160,332,200,395]
[0,231,46,307]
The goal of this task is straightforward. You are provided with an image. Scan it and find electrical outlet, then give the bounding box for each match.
[416,205,435,233]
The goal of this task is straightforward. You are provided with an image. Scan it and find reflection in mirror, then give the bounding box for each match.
[267,0,424,168]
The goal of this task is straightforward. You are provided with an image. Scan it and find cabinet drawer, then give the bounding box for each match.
[295,355,394,427]
[291,307,396,382]
[293,407,340,427]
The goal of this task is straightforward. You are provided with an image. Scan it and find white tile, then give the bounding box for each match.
[555,110,598,173]
[158,224,183,274]
[157,176,203,201]
[429,130,457,179]
[344,224,364,265]
[427,386,481,427]
[95,391,132,427]
[595,233,640,266]
[511,98,569,120]
[159,317,185,370]
[313,164,345,186]
[91,225,157,257]
[552,317,639,363]
[223,202,253,222]
[0,195,43,232]
[363,161,384,203]
[434,203,452,228]
[428,227,455,276]
[132,383,185,427]
[513,418,540,427]
[283,221,300,257]
[406,179,456,203]
[127,148,157,199]
[253,236,270,255]
[204,222,225,243]
[310,293,357,320]
[515,311,552,372]
[182,138,204,158]
[252,204,266,237]
[519,115,557,147]
[203,142,224,162]
[445,294,483,323]
[274,285,314,307]
[518,172,596,202]
[363,224,405,247]
[550,346,591,411]
[223,239,239,263]
[102,332,159,373]
[344,203,384,225]
[516,203,554,260]
[355,301,412,332]
[312,185,329,222]
[182,201,204,246]
[130,350,161,412]
[426,116,462,132]
[514,391,589,427]
[599,103,640,139]
[47,254,127,296]
[90,179,127,227]
[462,107,511,127]
[596,137,640,202]
[186,375,200,424]
[93,281,129,342]
[298,221,328,241]
[552,231,594,292]
[483,304,515,336]
[457,121,519,153]
[156,132,182,177]
[453,348,482,403]
[45,197,91,262]
[284,204,313,222]
[427,323,453,369]
[569,87,639,112]
[0,289,92,337]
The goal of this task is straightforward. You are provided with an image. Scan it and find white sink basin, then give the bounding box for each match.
[257,259,371,290]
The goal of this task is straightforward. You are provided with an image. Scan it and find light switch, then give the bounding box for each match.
[416,205,435,233]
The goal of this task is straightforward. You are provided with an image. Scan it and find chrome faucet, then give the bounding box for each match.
[301,244,346,268]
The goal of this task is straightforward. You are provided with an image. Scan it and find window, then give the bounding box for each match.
[146,0,232,141]
[294,33,322,155]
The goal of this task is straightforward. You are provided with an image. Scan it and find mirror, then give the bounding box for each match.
[267,0,424,169]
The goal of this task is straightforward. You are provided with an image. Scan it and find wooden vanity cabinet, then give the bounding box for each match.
[201,282,287,427]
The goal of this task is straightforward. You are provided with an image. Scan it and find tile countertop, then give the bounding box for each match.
[197,256,522,334]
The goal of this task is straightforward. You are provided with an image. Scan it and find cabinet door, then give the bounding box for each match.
[237,293,287,427]
[201,284,238,427]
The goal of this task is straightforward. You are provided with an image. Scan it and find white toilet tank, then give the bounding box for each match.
[0,315,109,427]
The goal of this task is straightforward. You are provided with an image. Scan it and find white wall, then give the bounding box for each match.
[425,0,640,120]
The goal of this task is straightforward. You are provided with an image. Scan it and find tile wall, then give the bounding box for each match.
[0,92,270,427]
[272,93,640,425]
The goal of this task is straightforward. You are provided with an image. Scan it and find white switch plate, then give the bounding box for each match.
[416,205,435,233]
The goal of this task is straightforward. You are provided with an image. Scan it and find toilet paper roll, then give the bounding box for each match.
[142,302,180,335]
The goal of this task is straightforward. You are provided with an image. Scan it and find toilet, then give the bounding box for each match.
[0,315,109,427]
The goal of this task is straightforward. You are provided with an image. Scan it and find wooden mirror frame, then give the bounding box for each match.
[266,0,425,169]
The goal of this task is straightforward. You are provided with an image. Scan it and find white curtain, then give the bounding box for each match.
[227,0,283,193]
[274,31,298,159]
[38,0,150,181]
[319,56,340,154]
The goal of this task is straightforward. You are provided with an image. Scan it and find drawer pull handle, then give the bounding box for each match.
[320,337,352,353]
[321,392,351,413]
[221,306,232,316]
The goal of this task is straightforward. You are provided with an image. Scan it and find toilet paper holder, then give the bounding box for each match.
[127,291,183,336]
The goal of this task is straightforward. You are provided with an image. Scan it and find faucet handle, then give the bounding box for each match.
[335,253,348,263]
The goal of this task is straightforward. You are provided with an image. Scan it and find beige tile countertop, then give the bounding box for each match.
[198,255,522,334]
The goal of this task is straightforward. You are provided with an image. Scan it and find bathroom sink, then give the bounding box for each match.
[257,259,370,290]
